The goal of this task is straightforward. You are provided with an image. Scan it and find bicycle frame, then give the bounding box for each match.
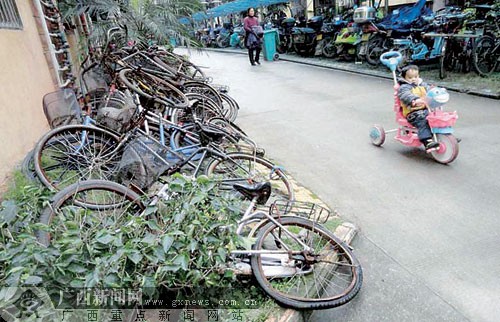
[233,204,313,254]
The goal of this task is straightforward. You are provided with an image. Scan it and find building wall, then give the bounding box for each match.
[0,0,56,190]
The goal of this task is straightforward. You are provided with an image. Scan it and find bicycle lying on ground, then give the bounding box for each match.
[37,179,362,310]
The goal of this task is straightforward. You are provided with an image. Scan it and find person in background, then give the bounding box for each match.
[243,7,262,66]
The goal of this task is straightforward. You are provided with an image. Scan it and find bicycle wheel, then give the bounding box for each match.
[250,216,362,310]
[220,93,239,122]
[205,153,294,206]
[119,68,189,109]
[34,125,121,192]
[473,35,498,77]
[37,180,146,247]
[20,149,39,183]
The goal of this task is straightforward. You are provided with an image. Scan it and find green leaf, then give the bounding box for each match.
[70,279,84,288]
[162,236,173,253]
[217,247,226,262]
[96,233,114,245]
[24,276,43,285]
[68,264,87,274]
[0,200,18,224]
[127,252,143,264]
[173,253,189,271]
[0,287,18,302]
[104,274,119,287]
[33,253,46,264]
[174,211,186,224]
[144,205,158,217]
[189,241,198,252]
[196,175,210,185]
[142,233,156,245]
[224,270,234,279]
[158,265,180,273]
[142,276,156,297]
[147,220,161,231]
[190,193,205,205]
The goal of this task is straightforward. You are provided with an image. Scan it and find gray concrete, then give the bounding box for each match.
[180,49,500,322]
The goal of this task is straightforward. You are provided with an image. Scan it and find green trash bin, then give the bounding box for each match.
[262,29,280,61]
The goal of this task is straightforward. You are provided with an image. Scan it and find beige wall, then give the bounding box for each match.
[0,0,56,189]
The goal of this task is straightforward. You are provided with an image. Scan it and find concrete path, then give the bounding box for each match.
[180,48,500,322]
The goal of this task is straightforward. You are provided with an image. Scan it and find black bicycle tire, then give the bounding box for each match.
[473,35,497,77]
[21,149,39,183]
[204,152,294,203]
[250,216,363,309]
[37,179,145,246]
[220,93,239,122]
[33,124,121,192]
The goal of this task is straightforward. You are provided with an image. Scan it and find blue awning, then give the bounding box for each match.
[192,0,289,20]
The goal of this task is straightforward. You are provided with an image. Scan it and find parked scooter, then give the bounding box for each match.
[229,25,246,49]
[353,5,380,63]
[321,13,350,58]
[331,22,362,61]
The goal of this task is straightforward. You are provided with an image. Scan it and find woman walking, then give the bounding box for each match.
[243,7,262,66]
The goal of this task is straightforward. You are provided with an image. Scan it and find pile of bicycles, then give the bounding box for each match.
[22,27,363,310]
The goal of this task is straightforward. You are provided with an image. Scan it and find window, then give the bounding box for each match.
[0,0,23,30]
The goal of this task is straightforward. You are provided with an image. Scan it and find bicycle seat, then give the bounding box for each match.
[233,182,271,205]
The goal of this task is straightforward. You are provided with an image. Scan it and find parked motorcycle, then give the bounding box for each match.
[292,16,323,56]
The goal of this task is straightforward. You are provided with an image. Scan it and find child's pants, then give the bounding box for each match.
[407,109,433,143]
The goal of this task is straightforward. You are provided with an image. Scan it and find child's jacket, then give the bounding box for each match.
[397,78,431,117]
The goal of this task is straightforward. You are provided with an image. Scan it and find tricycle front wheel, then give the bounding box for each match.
[370,125,386,146]
[431,134,459,164]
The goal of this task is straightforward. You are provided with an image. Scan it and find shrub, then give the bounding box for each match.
[0,174,247,312]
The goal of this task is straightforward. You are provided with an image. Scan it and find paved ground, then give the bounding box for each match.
[179,48,500,322]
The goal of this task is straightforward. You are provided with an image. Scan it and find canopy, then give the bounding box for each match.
[192,0,289,21]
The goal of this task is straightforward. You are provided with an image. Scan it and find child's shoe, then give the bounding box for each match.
[425,140,440,151]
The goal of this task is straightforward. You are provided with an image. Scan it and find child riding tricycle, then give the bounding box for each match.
[370,51,460,164]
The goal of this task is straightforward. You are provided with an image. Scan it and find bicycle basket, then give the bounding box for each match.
[269,200,332,224]
[42,89,82,129]
[116,135,183,190]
